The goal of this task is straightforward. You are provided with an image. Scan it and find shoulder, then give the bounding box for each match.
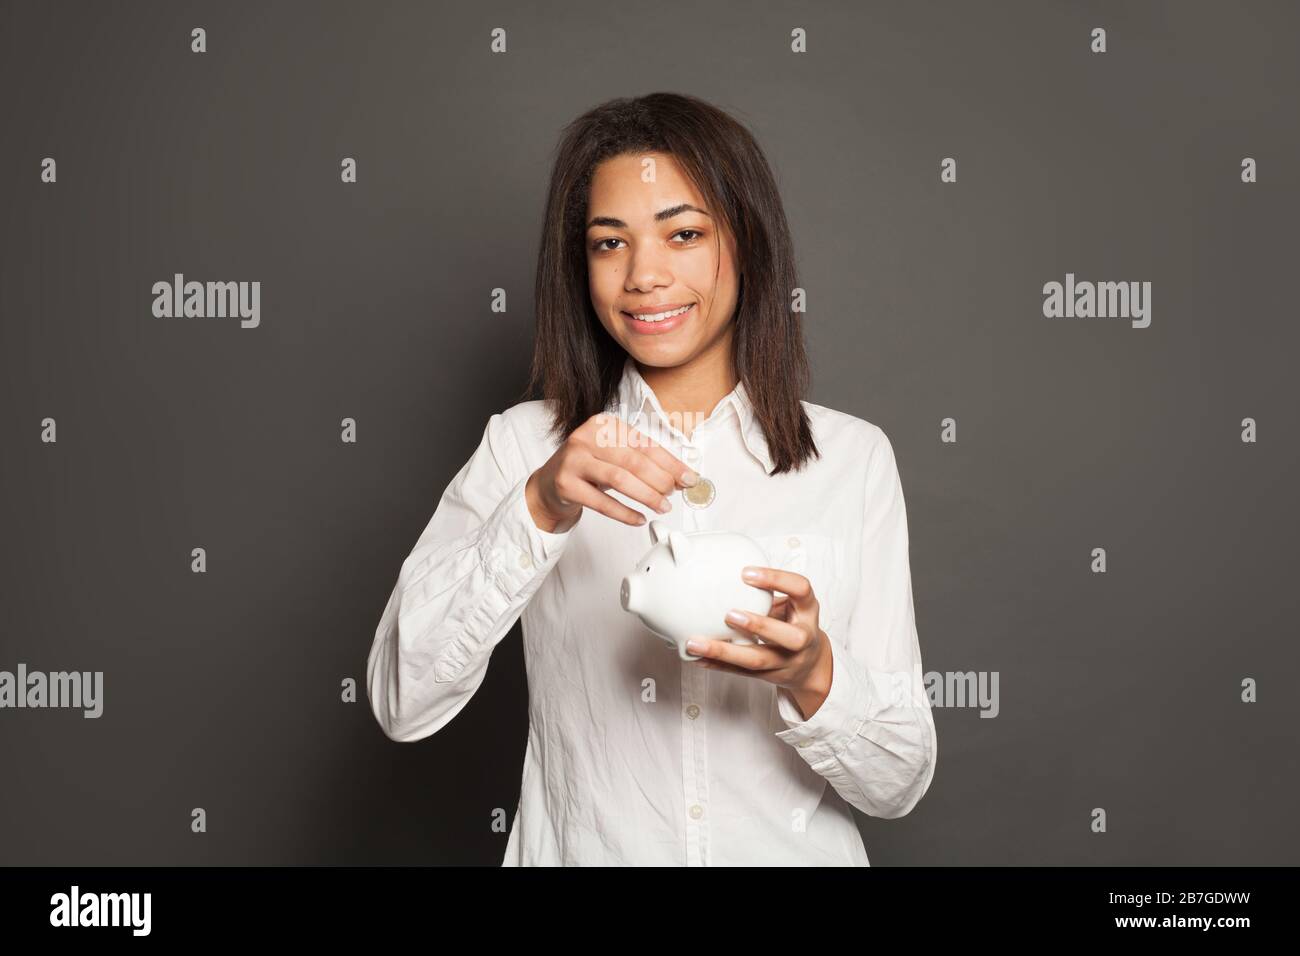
[494,398,564,463]
[800,400,905,495]
[800,399,890,455]
[499,397,559,433]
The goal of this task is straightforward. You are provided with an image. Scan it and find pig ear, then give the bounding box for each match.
[667,530,691,565]
[649,519,669,545]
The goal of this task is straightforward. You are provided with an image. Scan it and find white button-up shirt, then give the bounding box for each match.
[367,357,937,865]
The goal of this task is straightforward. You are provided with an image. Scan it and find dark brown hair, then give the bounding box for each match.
[524,92,819,475]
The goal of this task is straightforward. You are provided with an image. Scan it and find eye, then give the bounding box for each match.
[592,230,702,252]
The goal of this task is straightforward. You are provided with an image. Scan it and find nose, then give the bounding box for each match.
[620,575,633,611]
[626,247,672,293]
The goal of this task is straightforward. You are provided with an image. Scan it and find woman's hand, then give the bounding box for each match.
[525,412,699,532]
[688,566,834,721]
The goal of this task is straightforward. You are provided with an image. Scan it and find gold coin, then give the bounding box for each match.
[683,476,716,508]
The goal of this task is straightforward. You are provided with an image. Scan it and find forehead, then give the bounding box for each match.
[587,152,706,214]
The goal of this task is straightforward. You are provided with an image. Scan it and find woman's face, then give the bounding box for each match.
[585,151,739,371]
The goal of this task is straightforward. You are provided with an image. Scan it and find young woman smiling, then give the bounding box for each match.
[367,92,937,866]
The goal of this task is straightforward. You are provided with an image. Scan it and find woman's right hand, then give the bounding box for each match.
[525,412,700,532]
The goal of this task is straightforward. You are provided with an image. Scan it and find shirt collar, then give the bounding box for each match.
[608,356,775,476]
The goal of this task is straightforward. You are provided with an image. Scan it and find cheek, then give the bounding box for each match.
[689,247,733,299]
[588,261,621,301]
[687,259,736,321]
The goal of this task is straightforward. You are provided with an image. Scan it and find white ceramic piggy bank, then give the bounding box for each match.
[619,520,773,661]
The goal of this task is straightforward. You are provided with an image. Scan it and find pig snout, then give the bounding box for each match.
[620,573,641,612]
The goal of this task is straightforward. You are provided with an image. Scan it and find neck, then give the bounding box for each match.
[636,338,736,440]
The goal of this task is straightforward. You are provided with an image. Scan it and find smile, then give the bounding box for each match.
[622,303,694,334]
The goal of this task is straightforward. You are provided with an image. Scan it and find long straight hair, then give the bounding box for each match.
[524,92,819,475]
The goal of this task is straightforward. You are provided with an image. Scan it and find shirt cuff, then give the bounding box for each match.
[773,633,872,766]
[478,474,576,593]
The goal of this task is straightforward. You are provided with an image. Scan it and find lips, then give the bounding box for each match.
[624,303,692,321]
[621,302,695,335]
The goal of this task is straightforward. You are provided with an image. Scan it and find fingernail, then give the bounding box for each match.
[725,609,747,624]
[741,567,760,582]
[686,639,707,654]
[656,498,671,513]
[681,470,699,486]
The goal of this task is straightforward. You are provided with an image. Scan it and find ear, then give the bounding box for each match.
[649,519,669,545]
[667,530,691,566]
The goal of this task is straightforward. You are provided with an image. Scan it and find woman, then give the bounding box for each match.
[366,92,936,866]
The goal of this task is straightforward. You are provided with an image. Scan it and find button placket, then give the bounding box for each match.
[680,654,711,865]
[788,545,808,574]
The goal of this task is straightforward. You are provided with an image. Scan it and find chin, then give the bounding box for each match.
[622,339,695,367]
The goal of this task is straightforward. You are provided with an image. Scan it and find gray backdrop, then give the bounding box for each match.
[1,0,1296,865]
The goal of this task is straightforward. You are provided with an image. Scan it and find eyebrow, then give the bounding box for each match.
[587,204,711,229]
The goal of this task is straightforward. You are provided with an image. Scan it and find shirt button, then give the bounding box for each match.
[683,447,702,466]
[798,739,812,748]
[685,704,700,719]
[517,552,533,569]
[787,536,800,548]
[689,804,704,819]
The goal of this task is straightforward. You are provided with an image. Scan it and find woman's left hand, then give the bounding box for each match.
[686,566,833,720]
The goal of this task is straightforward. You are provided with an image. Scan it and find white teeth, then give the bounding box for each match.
[629,304,691,323]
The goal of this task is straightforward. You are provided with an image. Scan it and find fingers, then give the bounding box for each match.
[723,606,809,653]
[742,566,816,612]
[637,441,700,489]
[598,443,679,500]
[697,657,763,677]
[619,422,697,486]
[574,413,704,526]
[591,416,698,489]
[553,471,647,527]
[691,637,784,672]
[584,458,672,516]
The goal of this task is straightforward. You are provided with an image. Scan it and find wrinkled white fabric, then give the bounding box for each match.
[367,357,936,865]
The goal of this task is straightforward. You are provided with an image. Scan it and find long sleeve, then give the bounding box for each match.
[773,427,937,818]
[366,410,576,743]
